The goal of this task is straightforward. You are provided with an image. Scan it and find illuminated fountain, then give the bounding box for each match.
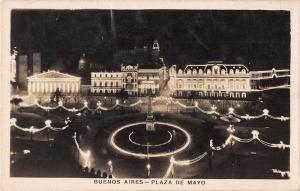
[110,97,191,158]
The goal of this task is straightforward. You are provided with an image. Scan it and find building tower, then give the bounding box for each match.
[151,40,160,62]
[78,53,89,71]
[18,54,28,89]
[32,52,41,75]
[10,47,18,82]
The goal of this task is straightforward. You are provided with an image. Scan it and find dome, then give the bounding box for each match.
[78,53,89,70]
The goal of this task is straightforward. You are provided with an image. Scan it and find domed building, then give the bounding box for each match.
[78,53,91,94]
[78,53,90,71]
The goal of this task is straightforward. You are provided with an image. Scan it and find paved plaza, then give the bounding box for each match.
[10,89,290,179]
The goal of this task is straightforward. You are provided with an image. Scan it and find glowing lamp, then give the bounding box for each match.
[226,125,235,134]
[10,118,17,126]
[116,99,120,105]
[97,101,102,107]
[107,160,112,166]
[23,149,31,155]
[146,164,151,169]
[58,100,63,106]
[280,116,287,122]
[228,107,234,114]
[84,100,88,107]
[251,130,260,139]
[211,105,217,111]
[194,101,198,107]
[244,114,250,120]
[263,109,269,115]
[45,120,52,127]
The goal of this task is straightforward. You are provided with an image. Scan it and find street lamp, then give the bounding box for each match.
[211,105,217,111]
[227,124,235,158]
[170,156,175,178]
[146,163,151,178]
[263,109,269,119]
[107,160,113,176]
[194,101,198,107]
[228,107,234,114]
[251,130,260,154]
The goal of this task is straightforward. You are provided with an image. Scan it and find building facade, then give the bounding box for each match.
[121,64,139,95]
[168,61,290,99]
[169,61,252,99]
[27,70,81,95]
[91,72,123,95]
[250,68,290,90]
[90,64,167,96]
[138,67,166,95]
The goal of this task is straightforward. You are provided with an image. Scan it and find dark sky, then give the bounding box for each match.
[11,10,290,72]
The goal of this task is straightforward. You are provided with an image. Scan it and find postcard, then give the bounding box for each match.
[1,0,299,190]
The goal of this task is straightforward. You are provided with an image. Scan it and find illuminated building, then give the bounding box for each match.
[91,72,123,95]
[168,61,290,99]
[27,70,81,95]
[91,40,168,96]
[91,64,167,96]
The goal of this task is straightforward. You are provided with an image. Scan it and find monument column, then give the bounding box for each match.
[146,96,155,131]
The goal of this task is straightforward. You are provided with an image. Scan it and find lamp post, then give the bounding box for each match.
[227,124,236,177]
[170,156,175,178]
[251,130,260,155]
[146,163,151,178]
[107,160,113,176]
[227,124,236,155]
[29,126,34,141]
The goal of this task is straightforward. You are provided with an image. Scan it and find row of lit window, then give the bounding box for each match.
[176,91,247,98]
[176,68,247,75]
[177,83,248,90]
[93,81,121,87]
[92,73,123,78]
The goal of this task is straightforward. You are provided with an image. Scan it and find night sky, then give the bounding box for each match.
[11,10,290,73]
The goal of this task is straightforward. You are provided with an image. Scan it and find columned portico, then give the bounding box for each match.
[27,70,81,95]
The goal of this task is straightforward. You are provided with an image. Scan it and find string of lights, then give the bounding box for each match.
[163,152,208,178]
[18,99,143,113]
[17,97,290,121]
[72,132,91,168]
[227,108,290,122]
[271,169,290,178]
[10,117,71,133]
[210,129,290,150]
[152,96,289,121]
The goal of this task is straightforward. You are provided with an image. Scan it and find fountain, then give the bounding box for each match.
[109,97,191,158]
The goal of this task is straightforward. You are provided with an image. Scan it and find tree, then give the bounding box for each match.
[116,88,129,102]
[52,88,62,103]
[10,97,23,106]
